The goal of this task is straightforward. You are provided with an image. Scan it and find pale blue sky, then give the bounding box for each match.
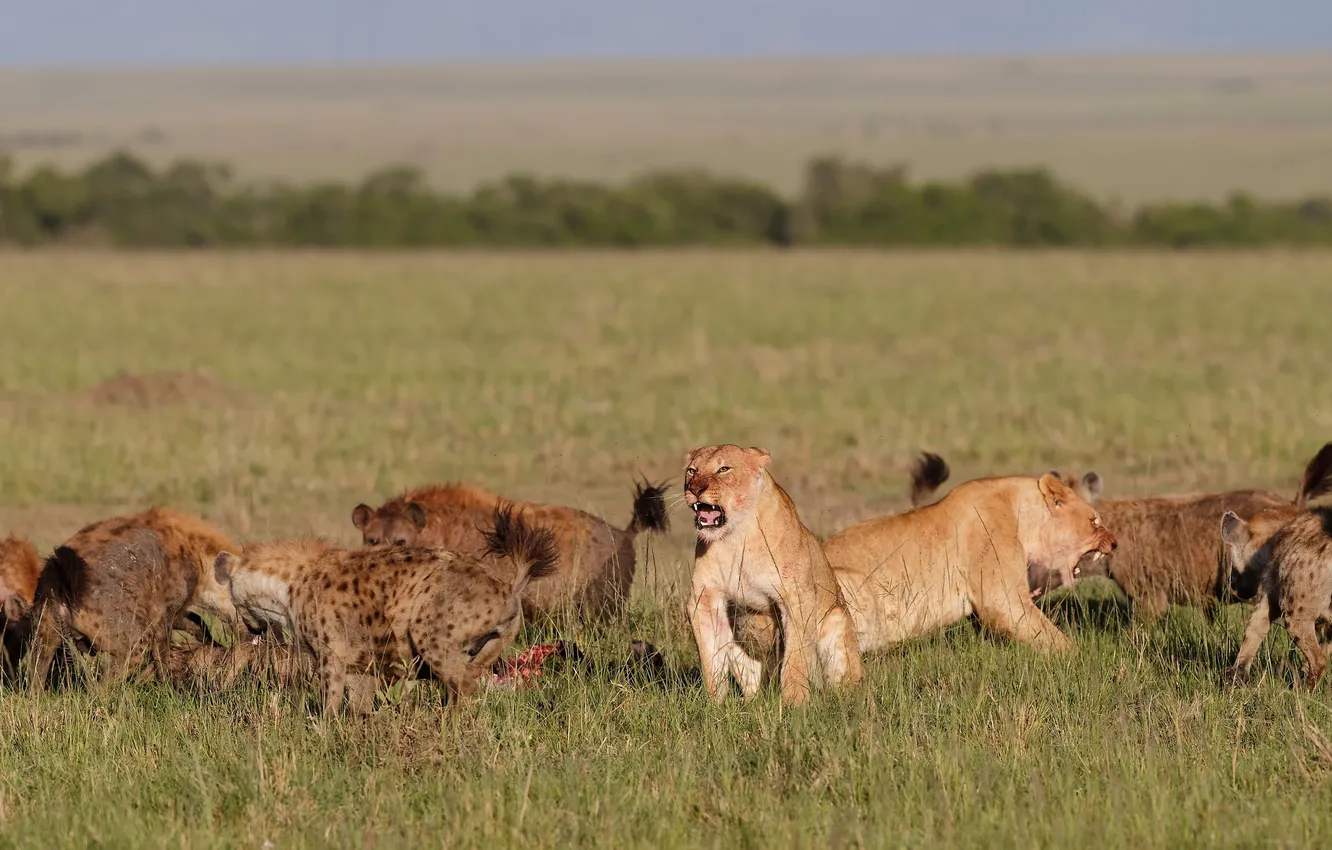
[1,0,1329,67]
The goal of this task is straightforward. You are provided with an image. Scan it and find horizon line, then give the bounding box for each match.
[2,48,1330,74]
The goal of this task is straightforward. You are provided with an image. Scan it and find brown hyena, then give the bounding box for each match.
[911,445,1332,618]
[25,508,242,688]
[1221,507,1332,688]
[217,503,558,716]
[1,534,43,677]
[351,480,668,621]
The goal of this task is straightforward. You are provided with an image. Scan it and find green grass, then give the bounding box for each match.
[2,249,1332,847]
[3,55,1332,201]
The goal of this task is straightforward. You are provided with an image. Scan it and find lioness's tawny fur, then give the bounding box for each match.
[684,445,862,707]
[351,480,668,621]
[910,445,1332,618]
[829,473,1116,653]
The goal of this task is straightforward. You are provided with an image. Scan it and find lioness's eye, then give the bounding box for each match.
[686,467,697,476]
[393,538,407,546]
[718,466,732,474]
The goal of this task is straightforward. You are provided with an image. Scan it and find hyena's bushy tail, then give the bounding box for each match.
[1296,442,1332,509]
[909,452,951,508]
[482,502,559,594]
[625,479,671,537]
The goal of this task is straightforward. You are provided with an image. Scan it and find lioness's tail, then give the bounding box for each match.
[481,502,559,595]
[625,479,670,537]
[909,452,951,508]
[1295,442,1332,509]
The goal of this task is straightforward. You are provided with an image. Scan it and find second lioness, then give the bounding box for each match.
[685,445,862,707]
[217,504,557,715]
[909,445,1332,617]
[832,473,1116,652]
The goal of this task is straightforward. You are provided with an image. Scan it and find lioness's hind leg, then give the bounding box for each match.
[776,601,823,706]
[816,606,862,686]
[724,644,763,699]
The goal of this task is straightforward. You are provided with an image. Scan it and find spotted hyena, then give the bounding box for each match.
[1221,506,1332,688]
[26,508,240,688]
[1,535,42,677]
[217,503,557,715]
[351,480,668,621]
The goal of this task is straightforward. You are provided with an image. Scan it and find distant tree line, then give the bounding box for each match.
[1,151,1330,248]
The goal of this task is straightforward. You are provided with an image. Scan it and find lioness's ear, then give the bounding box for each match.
[1220,511,1250,548]
[213,552,237,585]
[406,502,428,532]
[1078,471,1104,503]
[746,447,772,468]
[1038,473,1071,510]
[352,504,373,530]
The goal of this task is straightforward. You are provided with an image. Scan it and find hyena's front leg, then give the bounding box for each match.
[1286,618,1327,690]
[1225,591,1275,685]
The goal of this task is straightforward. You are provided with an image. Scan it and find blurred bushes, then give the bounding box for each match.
[1,151,1330,248]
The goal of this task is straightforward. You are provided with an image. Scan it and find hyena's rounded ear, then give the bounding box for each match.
[406,502,428,532]
[213,552,238,585]
[352,504,373,530]
[1220,511,1250,547]
[1078,471,1104,503]
[747,447,772,467]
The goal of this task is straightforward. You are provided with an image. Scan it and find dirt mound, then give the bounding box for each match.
[74,371,249,408]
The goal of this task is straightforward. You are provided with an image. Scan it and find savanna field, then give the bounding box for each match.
[3,249,1332,848]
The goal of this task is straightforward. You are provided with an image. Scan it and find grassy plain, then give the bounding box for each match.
[1,249,1332,847]
[4,55,1332,201]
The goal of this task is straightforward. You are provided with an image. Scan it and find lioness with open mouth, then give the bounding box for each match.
[829,472,1116,652]
[684,444,862,706]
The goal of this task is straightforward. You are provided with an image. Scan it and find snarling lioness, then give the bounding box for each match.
[684,445,862,706]
[829,473,1116,652]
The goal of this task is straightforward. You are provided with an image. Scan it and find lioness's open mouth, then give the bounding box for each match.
[692,502,726,530]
